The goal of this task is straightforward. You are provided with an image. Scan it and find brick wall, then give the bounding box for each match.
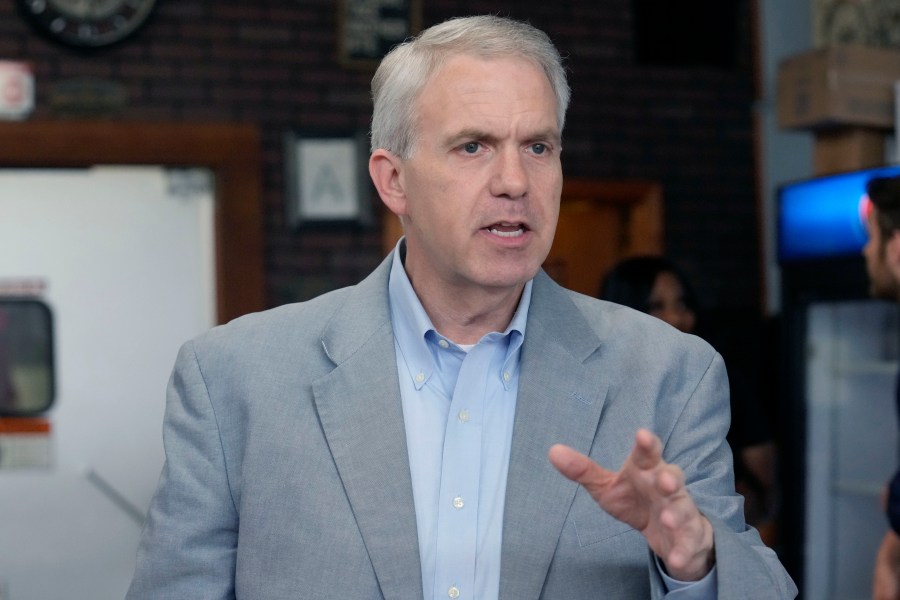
[1,0,758,311]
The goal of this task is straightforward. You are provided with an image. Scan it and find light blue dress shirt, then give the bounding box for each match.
[387,245,716,599]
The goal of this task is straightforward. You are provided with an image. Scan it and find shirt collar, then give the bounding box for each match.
[388,238,532,388]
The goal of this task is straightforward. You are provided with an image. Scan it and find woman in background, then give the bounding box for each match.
[600,256,779,545]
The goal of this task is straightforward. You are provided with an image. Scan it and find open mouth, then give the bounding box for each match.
[486,222,527,238]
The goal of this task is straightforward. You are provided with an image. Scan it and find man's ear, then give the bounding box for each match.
[369,149,407,219]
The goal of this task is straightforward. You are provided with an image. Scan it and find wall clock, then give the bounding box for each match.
[17,0,158,49]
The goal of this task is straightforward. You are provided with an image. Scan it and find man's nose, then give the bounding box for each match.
[489,149,528,199]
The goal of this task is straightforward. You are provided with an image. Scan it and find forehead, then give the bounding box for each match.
[651,271,684,295]
[416,53,558,126]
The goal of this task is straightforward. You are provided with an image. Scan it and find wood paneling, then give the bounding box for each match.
[547,178,663,296]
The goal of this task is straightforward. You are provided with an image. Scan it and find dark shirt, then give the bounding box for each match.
[725,369,772,490]
[890,370,900,534]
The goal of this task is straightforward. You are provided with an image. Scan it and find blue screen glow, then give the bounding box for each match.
[778,165,900,262]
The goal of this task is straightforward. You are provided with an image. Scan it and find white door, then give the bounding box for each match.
[0,166,216,600]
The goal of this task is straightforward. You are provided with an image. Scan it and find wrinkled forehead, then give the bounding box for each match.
[418,52,559,114]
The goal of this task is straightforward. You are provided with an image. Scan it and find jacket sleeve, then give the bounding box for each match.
[126,340,238,599]
[653,351,797,599]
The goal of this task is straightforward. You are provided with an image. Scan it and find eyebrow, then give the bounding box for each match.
[445,128,495,148]
[444,127,561,148]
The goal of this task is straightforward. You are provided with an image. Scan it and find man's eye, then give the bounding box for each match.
[531,143,547,155]
[462,142,481,154]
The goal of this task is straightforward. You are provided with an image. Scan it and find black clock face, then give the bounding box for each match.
[18,0,158,48]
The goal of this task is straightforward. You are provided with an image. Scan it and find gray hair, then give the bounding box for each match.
[369,15,570,159]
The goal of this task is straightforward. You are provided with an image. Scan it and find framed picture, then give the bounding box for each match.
[337,0,423,69]
[284,130,371,227]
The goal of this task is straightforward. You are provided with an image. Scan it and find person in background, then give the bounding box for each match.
[862,174,900,600]
[600,256,779,544]
[127,15,795,599]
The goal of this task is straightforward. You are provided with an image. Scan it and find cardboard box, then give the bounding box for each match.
[777,44,900,130]
[812,127,887,175]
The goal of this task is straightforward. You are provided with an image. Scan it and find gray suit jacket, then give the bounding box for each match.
[127,253,796,599]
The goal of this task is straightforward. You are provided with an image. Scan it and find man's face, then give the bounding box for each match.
[863,206,900,300]
[393,53,562,297]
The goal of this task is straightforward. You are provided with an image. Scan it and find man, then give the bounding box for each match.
[127,15,795,599]
[863,174,900,600]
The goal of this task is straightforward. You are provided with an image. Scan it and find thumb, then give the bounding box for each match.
[549,444,611,487]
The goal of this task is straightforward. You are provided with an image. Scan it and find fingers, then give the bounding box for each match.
[653,466,713,580]
[549,429,669,487]
[548,435,680,507]
[659,512,715,581]
[631,428,663,470]
[550,431,714,581]
[657,486,693,531]
[632,430,687,496]
[547,443,581,478]
[548,444,610,486]
[656,463,685,496]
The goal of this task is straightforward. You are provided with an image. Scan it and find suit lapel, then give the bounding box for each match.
[312,256,424,600]
[500,271,610,600]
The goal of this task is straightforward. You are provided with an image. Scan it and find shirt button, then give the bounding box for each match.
[452,496,465,509]
[502,371,511,382]
[458,409,469,423]
[415,372,425,383]
[438,339,450,349]
[448,586,460,599]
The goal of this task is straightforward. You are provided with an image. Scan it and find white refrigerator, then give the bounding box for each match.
[799,299,899,600]
[777,164,900,599]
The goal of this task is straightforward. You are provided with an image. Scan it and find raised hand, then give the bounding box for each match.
[549,428,715,581]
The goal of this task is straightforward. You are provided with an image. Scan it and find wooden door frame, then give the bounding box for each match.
[0,121,265,324]
[559,178,663,254]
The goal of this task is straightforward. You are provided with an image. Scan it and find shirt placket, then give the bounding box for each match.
[432,342,490,600]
